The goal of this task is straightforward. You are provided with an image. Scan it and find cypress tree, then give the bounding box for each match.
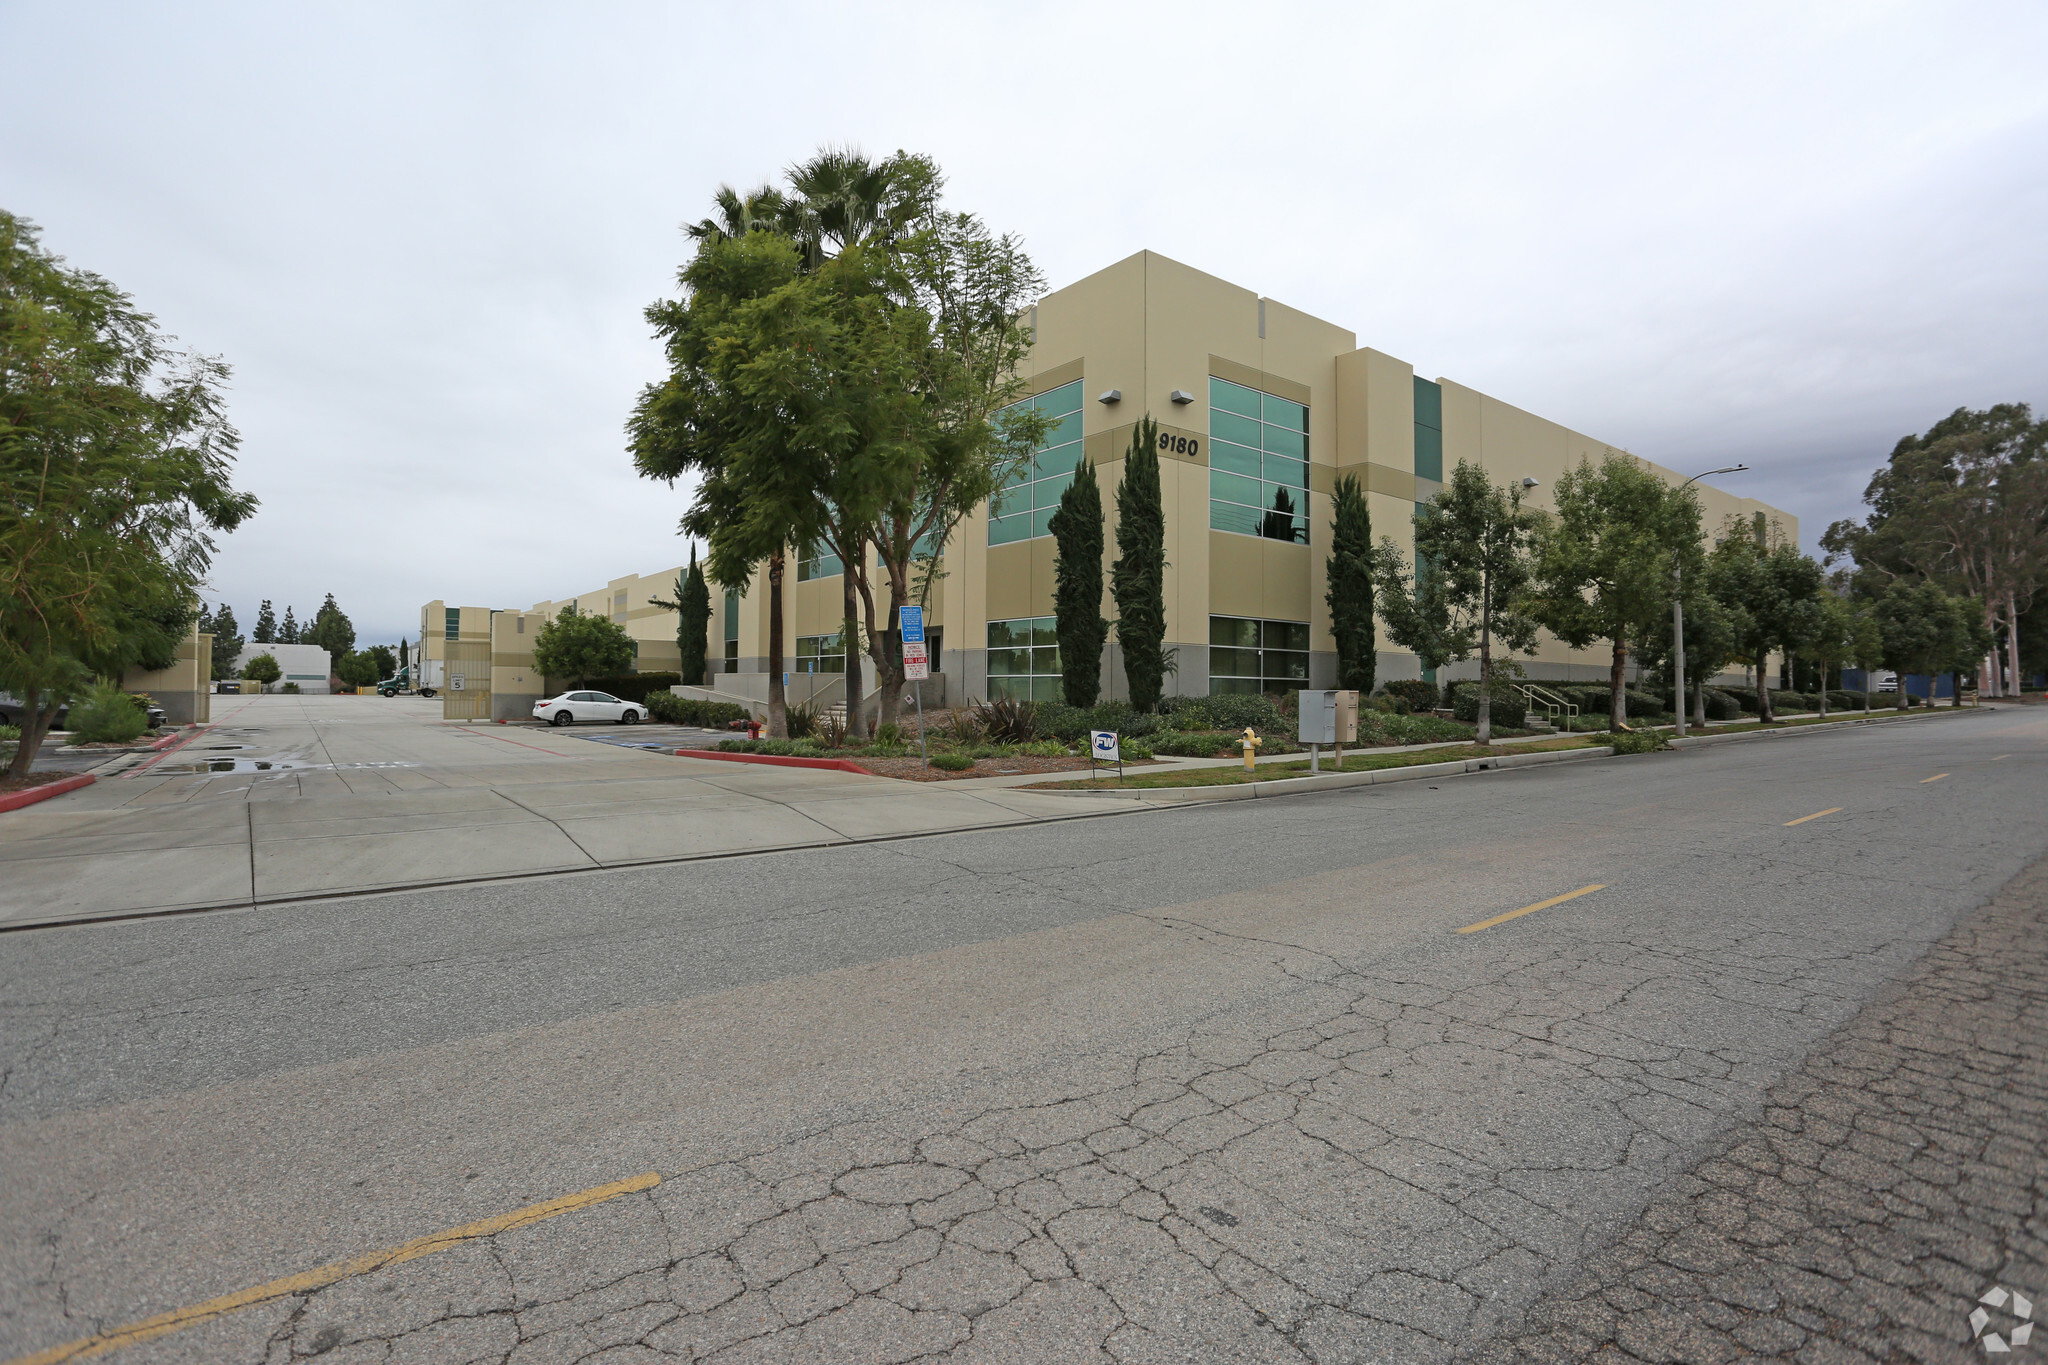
[1326,473,1375,693]
[679,549,712,685]
[1112,416,1168,710]
[1049,456,1107,706]
[253,599,276,644]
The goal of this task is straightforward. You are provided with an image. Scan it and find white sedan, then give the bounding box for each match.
[533,691,643,726]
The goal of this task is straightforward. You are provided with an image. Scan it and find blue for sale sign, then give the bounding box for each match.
[898,605,924,644]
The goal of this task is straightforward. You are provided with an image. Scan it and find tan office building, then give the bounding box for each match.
[431,250,1793,717]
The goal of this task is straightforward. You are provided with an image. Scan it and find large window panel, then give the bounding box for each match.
[987,616,1062,701]
[1209,377,1311,544]
[1208,615,1312,695]
[990,379,1086,544]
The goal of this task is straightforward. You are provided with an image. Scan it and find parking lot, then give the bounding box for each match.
[0,694,1129,929]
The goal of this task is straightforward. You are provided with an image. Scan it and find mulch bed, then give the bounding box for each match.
[0,771,86,797]
[849,754,1126,782]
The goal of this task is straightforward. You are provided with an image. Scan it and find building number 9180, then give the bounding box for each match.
[1157,431,1200,458]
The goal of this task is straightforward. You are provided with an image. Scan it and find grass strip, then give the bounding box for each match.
[1039,737,1599,790]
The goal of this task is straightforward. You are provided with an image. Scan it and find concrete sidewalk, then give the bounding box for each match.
[0,696,1139,929]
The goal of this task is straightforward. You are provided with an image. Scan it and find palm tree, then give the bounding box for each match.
[684,183,790,246]
[782,147,936,270]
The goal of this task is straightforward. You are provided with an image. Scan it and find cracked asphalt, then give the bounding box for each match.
[0,705,2042,1362]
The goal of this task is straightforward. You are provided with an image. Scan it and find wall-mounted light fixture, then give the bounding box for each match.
[1098,389,1121,404]
[1169,389,1195,405]
[1520,477,1541,490]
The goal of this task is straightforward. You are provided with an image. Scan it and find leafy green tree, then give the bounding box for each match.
[208,603,245,680]
[1,211,255,779]
[241,652,281,687]
[1799,592,1861,717]
[1529,453,1703,728]
[1645,587,1750,728]
[304,593,355,667]
[532,604,636,687]
[366,643,397,679]
[279,606,298,643]
[252,599,276,643]
[1705,518,1823,721]
[1113,417,1168,711]
[335,651,380,688]
[648,548,713,686]
[1050,457,1107,707]
[1371,460,1541,743]
[1326,473,1375,694]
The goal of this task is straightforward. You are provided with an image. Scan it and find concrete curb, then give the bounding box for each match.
[0,772,96,814]
[672,748,872,776]
[1025,706,1975,804]
[1031,744,1617,803]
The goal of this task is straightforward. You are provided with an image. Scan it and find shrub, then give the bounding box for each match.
[1380,679,1440,712]
[1447,682,1528,730]
[575,673,684,704]
[281,681,301,694]
[873,722,906,748]
[0,723,19,743]
[928,752,974,771]
[1703,689,1741,720]
[1159,693,1288,734]
[1606,729,1670,754]
[643,692,749,727]
[1355,711,1469,745]
[1824,690,1860,710]
[1122,740,1154,760]
[973,696,1038,744]
[68,685,149,744]
[1031,702,1092,744]
[1148,730,1242,758]
[785,702,819,740]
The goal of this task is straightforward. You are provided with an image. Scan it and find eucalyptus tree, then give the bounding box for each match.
[1,211,256,778]
[1372,461,1542,743]
[1529,453,1702,728]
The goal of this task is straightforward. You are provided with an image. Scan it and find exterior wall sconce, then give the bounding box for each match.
[1098,389,1121,404]
[1520,477,1541,489]
[1169,389,1195,405]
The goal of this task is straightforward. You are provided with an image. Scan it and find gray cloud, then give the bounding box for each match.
[4,1,2042,644]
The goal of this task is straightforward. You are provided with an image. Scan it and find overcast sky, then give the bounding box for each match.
[5,2,2044,646]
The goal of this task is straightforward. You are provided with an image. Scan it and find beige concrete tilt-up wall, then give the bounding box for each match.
[123,623,212,725]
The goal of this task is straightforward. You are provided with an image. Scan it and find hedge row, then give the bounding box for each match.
[643,692,749,727]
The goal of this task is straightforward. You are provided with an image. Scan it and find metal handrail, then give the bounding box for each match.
[1514,682,1579,729]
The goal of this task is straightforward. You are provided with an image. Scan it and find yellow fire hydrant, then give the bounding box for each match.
[1241,726,1262,771]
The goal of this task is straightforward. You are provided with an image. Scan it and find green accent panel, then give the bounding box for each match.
[1210,469,1262,505]
[1210,500,1262,535]
[1032,470,1074,508]
[1260,424,1306,459]
[1413,376,1442,430]
[1414,424,1443,483]
[1028,505,1057,539]
[1264,455,1307,489]
[1262,394,1308,431]
[1210,409,1263,448]
[1209,376,1262,419]
[1039,380,1084,416]
[445,607,461,641]
[1035,445,1080,480]
[1210,440,1261,477]
[991,486,1028,519]
[1043,409,1082,447]
[988,513,1030,546]
[1421,665,1438,684]
[723,591,738,640]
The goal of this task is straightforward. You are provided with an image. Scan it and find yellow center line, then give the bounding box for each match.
[1995,754,2011,761]
[1457,884,1606,934]
[8,1172,662,1365]
[1784,807,1843,826]
[1921,773,1950,783]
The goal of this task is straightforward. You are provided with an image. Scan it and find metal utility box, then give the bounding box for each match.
[1298,690,1360,745]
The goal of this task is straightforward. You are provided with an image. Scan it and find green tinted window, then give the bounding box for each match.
[1209,377,1262,419]
[1414,424,1443,483]
[1208,616,1312,694]
[723,591,738,641]
[1413,376,1442,430]
[1210,440,1261,477]
[445,607,461,640]
[988,617,1062,698]
[992,382,1085,543]
[1210,377,1311,544]
[1262,395,1307,431]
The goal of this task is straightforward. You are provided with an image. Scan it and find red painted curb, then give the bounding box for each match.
[672,748,872,776]
[0,773,95,814]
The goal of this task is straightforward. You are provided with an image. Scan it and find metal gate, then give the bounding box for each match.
[440,641,492,720]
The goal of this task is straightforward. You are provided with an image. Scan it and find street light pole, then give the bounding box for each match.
[1672,464,1748,739]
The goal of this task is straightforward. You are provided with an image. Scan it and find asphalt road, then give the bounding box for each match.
[1,705,2041,1362]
